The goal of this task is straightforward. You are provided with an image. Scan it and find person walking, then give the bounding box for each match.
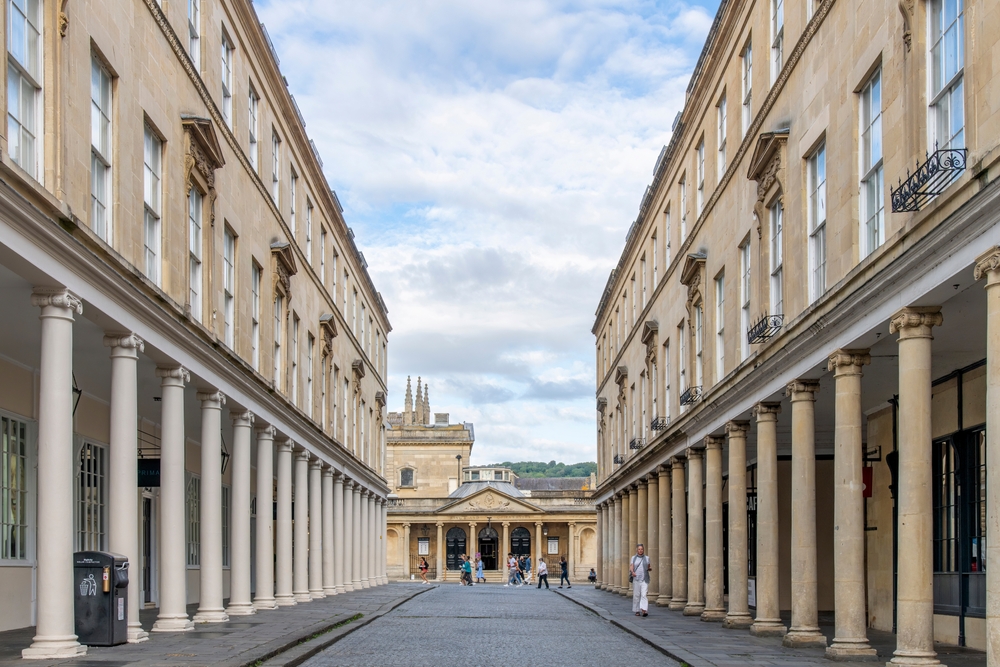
[461,554,474,586]
[505,553,518,587]
[476,557,485,583]
[629,544,650,617]
[524,554,532,585]
[418,557,429,584]
[559,556,571,588]
[536,558,549,589]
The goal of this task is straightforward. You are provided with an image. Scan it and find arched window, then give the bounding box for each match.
[399,467,414,488]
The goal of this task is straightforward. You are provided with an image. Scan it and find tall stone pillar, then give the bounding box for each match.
[23,291,88,658]
[403,523,412,579]
[628,484,638,594]
[379,499,388,584]
[194,391,229,623]
[308,459,324,598]
[105,333,150,642]
[152,366,194,632]
[435,522,444,581]
[342,479,354,592]
[568,522,576,578]
[535,522,544,567]
[596,504,604,588]
[605,502,614,590]
[607,499,616,592]
[367,494,376,586]
[684,449,705,616]
[647,473,659,600]
[889,307,943,666]
[750,402,786,636]
[253,426,277,610]
[723,420,752,629]
[783,380,826,647]
[656,466,673,606]
[826,350,876,659]
[322,466,336,595]
[621,489,631,596]
[669,457,688,610]
[274,439,296,606]
[502,522,510,581]
[352,485,364,589]
[226,410,256,616]
[293,450,311,602]
[702,437,725,621]
[979,249,1000,667]
[637,480,649,572]
[360,491,370,588]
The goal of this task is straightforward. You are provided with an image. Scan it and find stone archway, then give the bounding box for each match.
[446,526,466,571]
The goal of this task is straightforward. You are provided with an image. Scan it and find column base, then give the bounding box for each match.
[22,636,87,660]
[683,602,705,616]
[668,598,687,610]
[310,590,326,600]
[193,609,230,623]
[353,579,366,589]
[782,628,827,648]
[361,580,371,589]
[888,650,941,666]
[275,595,298,607]
[127,624,149,643]
[293,592,312,602]
[700,608,726,622]
[335,585,347,594]
[225,603,257,616]
[323,586,338,596]
[253,598,278,610]
[825,640,878,661]
[152,615,194,632]
[655,595,672,607]
[749,620,787,637]
[722,613,753,629]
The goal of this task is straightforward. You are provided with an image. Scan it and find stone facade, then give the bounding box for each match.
[594,0,1000,662]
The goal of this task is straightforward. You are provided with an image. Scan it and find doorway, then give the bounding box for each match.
[446,527,466,570]
[511,527,531,558]
[478,527,498,570]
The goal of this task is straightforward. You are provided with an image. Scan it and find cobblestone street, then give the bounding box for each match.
[302,584,675,667]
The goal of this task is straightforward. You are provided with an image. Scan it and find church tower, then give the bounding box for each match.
[403,376,413,425]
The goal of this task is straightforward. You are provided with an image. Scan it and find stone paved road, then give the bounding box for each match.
[302,584,676,667]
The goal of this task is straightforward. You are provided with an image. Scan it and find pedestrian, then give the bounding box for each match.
[524,554,532,585]
[629,543,650,617]
[418,557,429,584]
[559,556,571,588]
[536,557,549,589]
[588,568,597,583]
[505,553,518,587]
[476,557,485,583]
[515,556,524,586]
[462,554,474,586]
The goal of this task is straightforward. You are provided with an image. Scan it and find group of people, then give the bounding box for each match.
[505,553,571,589]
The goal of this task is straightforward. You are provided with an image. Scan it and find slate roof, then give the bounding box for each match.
[447,480,525,499]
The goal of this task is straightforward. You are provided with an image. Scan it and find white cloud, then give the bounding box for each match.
[256,0,715,464]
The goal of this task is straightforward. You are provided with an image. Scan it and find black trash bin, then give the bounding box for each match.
[73,551,129,646]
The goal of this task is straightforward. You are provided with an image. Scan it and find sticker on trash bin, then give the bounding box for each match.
[80,574,97,596]
[118,597,124,620]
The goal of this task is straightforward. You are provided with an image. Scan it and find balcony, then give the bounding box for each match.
[629,437,645,451]
[613,454,625,465]
[890,147,967,213]
[680,386,702,406]
[650,417,669,431]
[747,313,784,345]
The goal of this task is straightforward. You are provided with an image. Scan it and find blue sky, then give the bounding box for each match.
[256,0,718,464]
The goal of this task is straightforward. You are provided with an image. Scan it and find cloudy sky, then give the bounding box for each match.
[256,0,717,465]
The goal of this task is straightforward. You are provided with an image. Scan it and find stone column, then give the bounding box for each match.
[783,380,826,647]
[611,496,621,593]
[670,457,688,610]
[826,350,876,659]
[596,504,604,588]
[628,484,639,594]
[535,521,544,567]
[253,426,277,610]
[23,291,88,658]
[368,494,378,586]
[105,333,150,642]
[980,249,1000,667]
[226,410,256,616]
[360,491,370,588]
[352,485,364,588]
[341,479,354,592]
[403,523,412,579]
[750,402,786,636]
[502,522,510,581]
[637,479,649,571]
[724,420,752,629]
[621,489,631,595]
[321,467,336,595]
[152,366,194,632]
[435,522,444,581]
[684,448,705,616]
[469,521,478,563]
[656,466,673,606]
[647,473,659,600]
[309,459,324,598]
[889,307,943,666]
[194,391,229,623]
[379,499,388,584]
[274,439,296,606]
[293,450,311,602]
[703,437,725,621]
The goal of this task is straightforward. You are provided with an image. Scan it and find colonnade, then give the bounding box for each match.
[593,302,972,666]
[22,289,388,659]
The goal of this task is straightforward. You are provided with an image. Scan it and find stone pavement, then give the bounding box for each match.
[301,582,678,667]
[0,584,428,667]
[558,585,988,667]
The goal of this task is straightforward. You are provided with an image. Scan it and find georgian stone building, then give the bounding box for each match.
[594,0,1000,663]
[0,0,390,658]
[385,379,597,582]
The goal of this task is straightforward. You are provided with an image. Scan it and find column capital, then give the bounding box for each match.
[31,288,82,315]
[294,448,311,462]
[704,435,724,450]
[670,456,686,470]
[502,521,510,527]
[725,419,750,435]
[309,458,323,471]
[103,332,145,355]
[752,401,781,421]
[156,365,190,384]
[277,438,295,453]
[974,246,1000,283]
[435,522,444,528]
[231,410,254,427]
[889,306,943,339]
[343,478,355,490]
[645,471,658,483]
[322,465,334,478]
[657,465,671,479]
[197,390,227,406]
[827,349,871,376]
[255,423,276,439]
[785,379,820,402]
[636,478,647,488]
[568,521,577,527]
[535,521,544,527]
[686,447,704,460]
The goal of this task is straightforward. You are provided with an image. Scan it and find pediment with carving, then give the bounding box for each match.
[436,488,541,515]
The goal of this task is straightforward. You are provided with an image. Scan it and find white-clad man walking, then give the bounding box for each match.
[629,544,650,617]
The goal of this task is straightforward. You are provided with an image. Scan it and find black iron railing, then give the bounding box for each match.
[680,386,702,406]
[629,437,645,450]
[613,454,625,465]
[890,147,967,213]
[650,417,669,431]
[747,313,784,345]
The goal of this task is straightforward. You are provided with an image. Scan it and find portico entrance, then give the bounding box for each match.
[478,527,498,570]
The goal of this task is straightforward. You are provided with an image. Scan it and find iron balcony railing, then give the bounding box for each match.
[613,454,625,465]
[629,437,645,450]
[680,386,702,406]
[650,417,669,431]
[747,313,784,345]
[890,147,967,213]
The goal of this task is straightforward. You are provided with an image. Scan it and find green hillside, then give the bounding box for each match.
[487,461,597,479]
